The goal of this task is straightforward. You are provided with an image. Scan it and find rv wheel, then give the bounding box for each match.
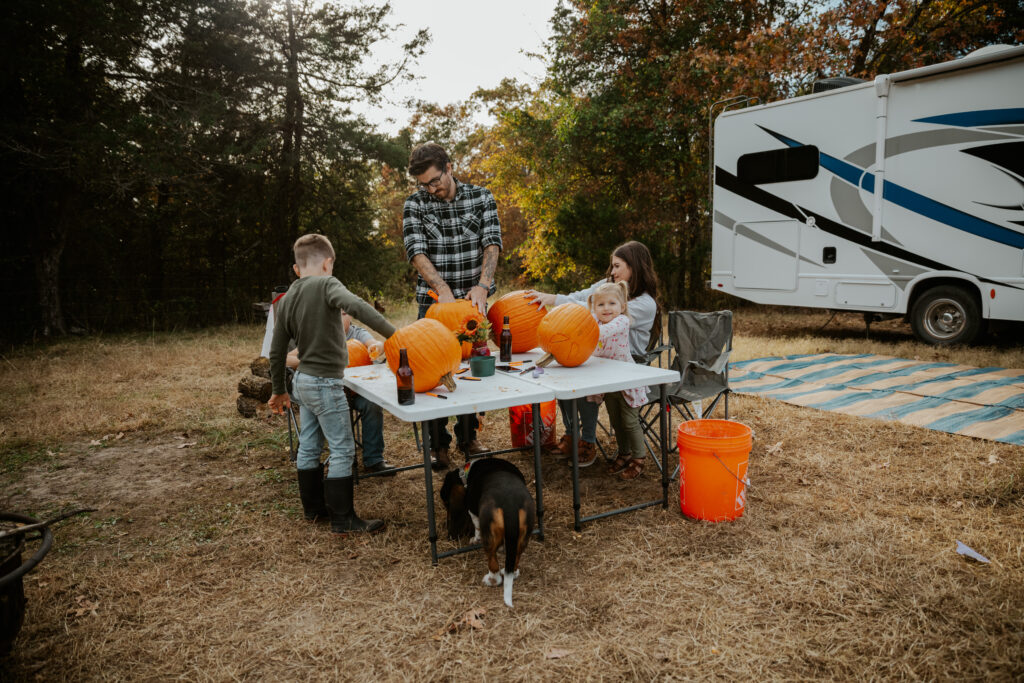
[909,285,981,345]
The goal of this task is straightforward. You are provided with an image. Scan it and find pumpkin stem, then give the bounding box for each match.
[427,289,440,302]
[440,372,457,392]
[535,352,555,368]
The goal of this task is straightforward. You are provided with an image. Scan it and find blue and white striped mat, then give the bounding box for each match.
[730,354,1024,446]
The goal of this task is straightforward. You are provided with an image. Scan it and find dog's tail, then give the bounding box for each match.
[502,506,526,608]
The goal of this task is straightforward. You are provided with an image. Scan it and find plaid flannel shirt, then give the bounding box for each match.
[402,179,502,306]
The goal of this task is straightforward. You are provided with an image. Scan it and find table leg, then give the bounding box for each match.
[569,398,582,532]
[420,422,438,565]
[531,402,545,541]
[659,383,669,509]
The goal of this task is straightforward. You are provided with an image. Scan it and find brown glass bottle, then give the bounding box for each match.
[499,315,512,362]
[396,348,415,405]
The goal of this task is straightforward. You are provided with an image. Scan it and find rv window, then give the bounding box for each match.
[737,145,819,184]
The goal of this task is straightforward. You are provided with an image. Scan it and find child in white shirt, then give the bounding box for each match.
[587,281,649,480]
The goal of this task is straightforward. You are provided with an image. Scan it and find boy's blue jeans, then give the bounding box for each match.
[558,398,598,444]
[292,372,356,477]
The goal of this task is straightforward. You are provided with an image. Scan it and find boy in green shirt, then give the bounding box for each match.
[268,234,397,535]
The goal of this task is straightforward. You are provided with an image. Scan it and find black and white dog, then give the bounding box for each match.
[439,458,537,608]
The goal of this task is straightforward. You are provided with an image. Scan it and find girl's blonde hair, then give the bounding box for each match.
[588,280,630,320]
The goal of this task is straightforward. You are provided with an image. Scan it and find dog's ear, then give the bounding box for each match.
[439,469,462,509]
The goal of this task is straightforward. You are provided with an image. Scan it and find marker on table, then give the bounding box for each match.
[455,367,469,374]
[425,392,448,399]
[460,376,482,381]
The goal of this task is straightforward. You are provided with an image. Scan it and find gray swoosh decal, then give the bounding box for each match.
[843,129,1012,167]
[860,250,927,290]
[734,223,818,266]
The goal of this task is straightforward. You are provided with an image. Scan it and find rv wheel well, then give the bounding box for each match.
[907,278,981,315]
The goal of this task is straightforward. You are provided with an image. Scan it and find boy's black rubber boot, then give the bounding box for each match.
[297,464,329,522]
[324,476,385,535]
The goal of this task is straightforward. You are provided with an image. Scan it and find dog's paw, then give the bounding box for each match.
[483,571,503,587]
[470,532,481,544]
[513,569,520,579]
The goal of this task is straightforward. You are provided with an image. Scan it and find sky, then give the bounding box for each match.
[352,0,560,134]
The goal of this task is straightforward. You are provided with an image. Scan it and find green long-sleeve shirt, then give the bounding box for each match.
[269,276,396,395]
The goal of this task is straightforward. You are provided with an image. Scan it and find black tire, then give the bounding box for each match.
[909,285,982,345]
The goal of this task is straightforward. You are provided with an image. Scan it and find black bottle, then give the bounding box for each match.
[396,348,415,405]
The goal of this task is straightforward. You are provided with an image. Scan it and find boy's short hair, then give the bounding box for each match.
[293,234,335,269]
[408,142,450,177]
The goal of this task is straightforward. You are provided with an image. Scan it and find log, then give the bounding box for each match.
[237,394,265,418]
[250,356,271,378]
[238,373,272,402]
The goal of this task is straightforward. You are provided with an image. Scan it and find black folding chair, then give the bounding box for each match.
[637,310,733,476]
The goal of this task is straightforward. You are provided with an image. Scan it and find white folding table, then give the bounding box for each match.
[507,351,680,530]
[342,363,554,564]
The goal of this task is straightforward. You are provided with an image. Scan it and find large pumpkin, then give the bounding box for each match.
[535,303,599,368]
[346,339,371,367]
[425,294,485,360]
[487,290,548,353]
[383,318,461,392]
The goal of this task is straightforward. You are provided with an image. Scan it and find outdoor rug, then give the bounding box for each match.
[729,353,1024,446]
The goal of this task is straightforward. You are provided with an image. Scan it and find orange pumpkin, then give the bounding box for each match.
[346,339,371,367]
[425,295,485,360]
[535,303,599,368]
[383,318,462,392]
[487,290,548,352]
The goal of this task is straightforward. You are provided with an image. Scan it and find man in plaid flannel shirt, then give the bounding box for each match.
[403,142,502,469]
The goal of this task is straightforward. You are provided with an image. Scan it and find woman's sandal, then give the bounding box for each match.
[607,453,631,475]
[618,458,645,480]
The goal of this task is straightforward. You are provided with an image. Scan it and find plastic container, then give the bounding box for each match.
[469,355,496,377]
[677,419,752,522]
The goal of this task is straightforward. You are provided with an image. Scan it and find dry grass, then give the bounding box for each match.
[1,306,1022,681]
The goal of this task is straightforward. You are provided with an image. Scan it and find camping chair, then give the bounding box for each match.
[666,310,732,421]
[631,310,733,476]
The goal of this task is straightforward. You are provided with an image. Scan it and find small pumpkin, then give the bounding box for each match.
[535,302,599,368]
[487,290,548,353]
[424,290,486,360]
[383,318,461,392]
[346,339,371,368]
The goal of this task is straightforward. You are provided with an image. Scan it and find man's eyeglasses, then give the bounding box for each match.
[418,170,447,192]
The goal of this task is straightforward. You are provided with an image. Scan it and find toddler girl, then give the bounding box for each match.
[587,281,649,480]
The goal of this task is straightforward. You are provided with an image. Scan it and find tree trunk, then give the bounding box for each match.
[34,229,68,337]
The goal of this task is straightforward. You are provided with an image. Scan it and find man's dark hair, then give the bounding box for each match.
[408,142,450,177]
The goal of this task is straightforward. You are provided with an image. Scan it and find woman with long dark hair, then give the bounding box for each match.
[525,240,661,470]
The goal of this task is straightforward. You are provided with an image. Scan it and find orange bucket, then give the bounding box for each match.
[677,419,752,522]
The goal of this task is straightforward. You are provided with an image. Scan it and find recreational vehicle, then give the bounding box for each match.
[710,44,1024,345]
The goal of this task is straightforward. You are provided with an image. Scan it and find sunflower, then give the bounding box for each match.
[456,315,491,343]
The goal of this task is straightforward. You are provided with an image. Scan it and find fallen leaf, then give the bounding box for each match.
[764,441,783,456]
[798,477,811,486]
[435,607,487,639]
[88,440,102,447]
[987,454,1000,465]
[712,648,721,655]
[115,432,125,440]
[952,501,964,509]
[177,442,197,449]
[545,649,571,660]
[871,461,890,470]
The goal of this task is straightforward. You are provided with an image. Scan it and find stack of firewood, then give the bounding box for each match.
[237,357,273,418]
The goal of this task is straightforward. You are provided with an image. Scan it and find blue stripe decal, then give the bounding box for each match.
[914,108,1024,128]
[882,181,1024,249]
[758,125,1024,249]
